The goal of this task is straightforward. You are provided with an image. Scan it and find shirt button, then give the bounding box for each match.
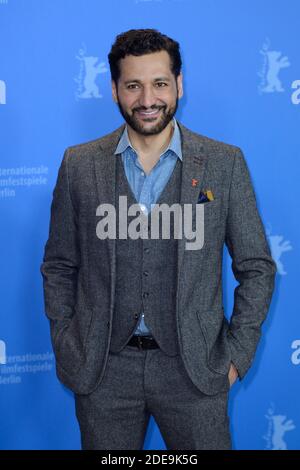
[141,171,144,176]
[140,204,146,212]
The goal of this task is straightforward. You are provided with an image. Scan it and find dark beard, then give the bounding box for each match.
[115,92,179,136]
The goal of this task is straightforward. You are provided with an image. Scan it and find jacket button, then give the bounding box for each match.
[134,313,139,319]
[142,292,149,298]
[107,321,110,327]
[143,271,149,276]
[144,247,150,253]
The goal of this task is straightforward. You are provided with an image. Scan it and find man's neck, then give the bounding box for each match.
[127,120,174,158]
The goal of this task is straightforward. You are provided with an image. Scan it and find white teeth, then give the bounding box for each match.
[139,110,159,115]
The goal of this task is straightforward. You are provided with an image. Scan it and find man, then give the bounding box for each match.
[40,29,276,450]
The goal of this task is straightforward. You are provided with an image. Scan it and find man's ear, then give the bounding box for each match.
[177,72,183,99]
[111,80,118,103]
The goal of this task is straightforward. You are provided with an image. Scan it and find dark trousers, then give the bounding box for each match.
[74,344,232,450]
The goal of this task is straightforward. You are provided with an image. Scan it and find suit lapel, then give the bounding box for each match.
[93,123,125,208]
[176,121,209,274]
[92,123,126,286]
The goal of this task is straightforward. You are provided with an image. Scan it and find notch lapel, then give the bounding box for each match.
[176,121,209,274]
[92,123,126,307]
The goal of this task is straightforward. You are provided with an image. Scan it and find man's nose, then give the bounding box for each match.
[138,86,158,109]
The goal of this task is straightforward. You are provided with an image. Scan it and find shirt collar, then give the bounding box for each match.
[114,117,182,161]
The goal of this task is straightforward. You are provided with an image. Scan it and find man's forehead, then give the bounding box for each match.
[119,52,172,81]
[120,51,170,68]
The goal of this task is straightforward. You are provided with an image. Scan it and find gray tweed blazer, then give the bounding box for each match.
[40,120,276,395]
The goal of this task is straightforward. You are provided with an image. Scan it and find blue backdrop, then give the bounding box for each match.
[0,0,299,450]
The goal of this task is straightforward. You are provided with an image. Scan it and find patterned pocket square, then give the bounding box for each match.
[197,189,214,203]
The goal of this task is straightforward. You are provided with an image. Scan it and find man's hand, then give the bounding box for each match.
[228,362,239,387]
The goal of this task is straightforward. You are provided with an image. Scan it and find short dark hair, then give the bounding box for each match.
[108,28,182,85]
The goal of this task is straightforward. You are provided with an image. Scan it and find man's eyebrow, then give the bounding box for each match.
[124,77,171,85]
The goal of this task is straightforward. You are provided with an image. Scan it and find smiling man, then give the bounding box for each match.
[111,48,181,176]
[41,29,276,450]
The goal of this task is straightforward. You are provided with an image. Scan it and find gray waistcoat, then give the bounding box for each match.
[109,155,182,356]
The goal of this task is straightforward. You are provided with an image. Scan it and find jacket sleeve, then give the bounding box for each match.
[225,147,276,380]
[40,148,79,339]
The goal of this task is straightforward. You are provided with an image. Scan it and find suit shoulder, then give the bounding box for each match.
[63,124,125,163]
[179,122,242,161]
[200,134,241,157]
